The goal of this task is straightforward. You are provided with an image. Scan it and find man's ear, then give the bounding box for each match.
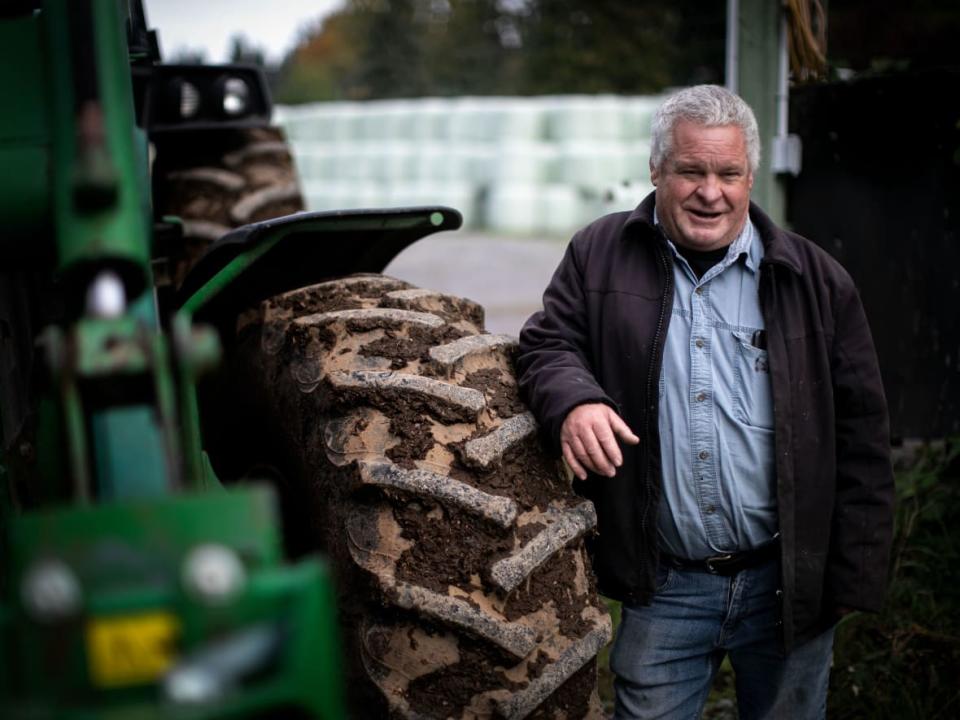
[650,159,659,186]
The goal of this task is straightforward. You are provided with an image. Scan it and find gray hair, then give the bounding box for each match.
[650,85,761,174]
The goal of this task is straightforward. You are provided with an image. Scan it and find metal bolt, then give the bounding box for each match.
[182,544,246,604]
[86,270,126,319]
[21,559,82,622]
[165,667,222,704]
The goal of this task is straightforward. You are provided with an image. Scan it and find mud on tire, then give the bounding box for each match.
[153,127,304,288]
[226,274,612,719]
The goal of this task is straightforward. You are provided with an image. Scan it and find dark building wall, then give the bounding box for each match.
[788,70,960,438]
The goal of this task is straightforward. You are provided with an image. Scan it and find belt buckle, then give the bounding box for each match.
[705,553,734,574]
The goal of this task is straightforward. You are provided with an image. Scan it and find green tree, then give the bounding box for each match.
[423,0,521,96]
[275,10,364,103]
[516,0,680,94]
[275,0,725,103]
[350,0,424,99]
[228,34,265,66]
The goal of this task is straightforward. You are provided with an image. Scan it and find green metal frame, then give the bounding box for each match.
[1,487,345,719]
[41,0,151,291]
[181,207,459,318]
[0,2,346,717]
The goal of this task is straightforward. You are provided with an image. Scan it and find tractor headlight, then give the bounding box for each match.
[182,544,246,604]
[221,77,250,117]
[177,80,201,119]
[21,558,82,622]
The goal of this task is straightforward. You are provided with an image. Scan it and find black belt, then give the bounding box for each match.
[661,538,780,576]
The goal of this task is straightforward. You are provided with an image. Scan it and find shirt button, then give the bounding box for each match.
[695,338,705,349]
[696,392,707,402]
[695,287,704,295]
[705,504,716,514]
[698,450,709,460]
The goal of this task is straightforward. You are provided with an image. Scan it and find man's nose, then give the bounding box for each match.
[695,175,722,203]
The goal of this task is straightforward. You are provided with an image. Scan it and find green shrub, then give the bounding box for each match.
[829,442,960,719]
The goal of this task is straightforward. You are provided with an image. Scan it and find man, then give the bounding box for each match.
[517,85,894,719]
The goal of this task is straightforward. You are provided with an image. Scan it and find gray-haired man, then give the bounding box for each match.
[517,85,894,718]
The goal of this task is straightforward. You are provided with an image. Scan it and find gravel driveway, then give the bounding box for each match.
[385,231,569,337]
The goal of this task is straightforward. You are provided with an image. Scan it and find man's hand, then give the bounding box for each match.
[560,403,640,480]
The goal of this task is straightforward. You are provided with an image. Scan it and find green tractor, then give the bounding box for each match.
[0,1,610,717]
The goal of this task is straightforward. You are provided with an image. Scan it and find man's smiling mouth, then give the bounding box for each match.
[687,208,723,220]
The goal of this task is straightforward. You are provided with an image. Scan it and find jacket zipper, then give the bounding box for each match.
[641,235,674,559]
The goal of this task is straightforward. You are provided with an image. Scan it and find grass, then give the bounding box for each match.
[595,441,960,719]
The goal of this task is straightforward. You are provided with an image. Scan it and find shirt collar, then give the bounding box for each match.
[653,209,762,275]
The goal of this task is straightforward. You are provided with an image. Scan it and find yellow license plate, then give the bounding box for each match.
[86,611,180,688]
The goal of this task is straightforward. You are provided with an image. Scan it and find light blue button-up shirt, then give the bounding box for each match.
[654,213,777,559]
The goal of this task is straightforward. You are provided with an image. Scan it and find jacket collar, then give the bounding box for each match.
[624,192,804,276]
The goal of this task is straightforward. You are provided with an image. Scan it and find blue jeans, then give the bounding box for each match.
[610,559,835,719]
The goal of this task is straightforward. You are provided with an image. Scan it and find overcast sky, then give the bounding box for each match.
[145,0,345,64]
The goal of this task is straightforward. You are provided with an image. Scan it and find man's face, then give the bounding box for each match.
[650,120,754,251]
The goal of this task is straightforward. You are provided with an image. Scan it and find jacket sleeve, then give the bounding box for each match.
[827,282,895,612]
[516,235,615,455]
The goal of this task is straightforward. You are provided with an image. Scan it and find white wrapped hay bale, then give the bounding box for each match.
[468,98,508,143]
[384,181,443,209]
[546,95,625,141]
[426,181,479,228]
[379,142,418,184]
[539,184,586,235]
[354,102,390,141]
[331,180,387,210]
[448,97,491,142]
[489,141,558,184]
[324,103,362,143]
[331,143,373,181]
[492,99,546,142]
[413,143,453,182]
[301,180,350,212]
[598,179,654,215]
[412,98,453,142]
[275,104,317,143]
[354,141,380,182]
[556,141,631,188]
[450,143,488,182]
[621,96,661,140]
[382,100,417,140]
[380,181,474,225]
[484,182,542,234]
[460,143,497,185]
[622,140,652,180]
[290,143,338,182]
[280,94,665,232]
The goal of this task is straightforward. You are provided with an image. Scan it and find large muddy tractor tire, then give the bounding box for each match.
[218,274,612,719]
[153,126,304,289]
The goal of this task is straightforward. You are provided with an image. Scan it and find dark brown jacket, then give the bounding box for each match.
[517,194,894,650]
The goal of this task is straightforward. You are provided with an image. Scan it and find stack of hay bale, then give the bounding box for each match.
[278,94,661,236]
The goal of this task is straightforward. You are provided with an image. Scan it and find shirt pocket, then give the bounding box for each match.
[732,330,774,429]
